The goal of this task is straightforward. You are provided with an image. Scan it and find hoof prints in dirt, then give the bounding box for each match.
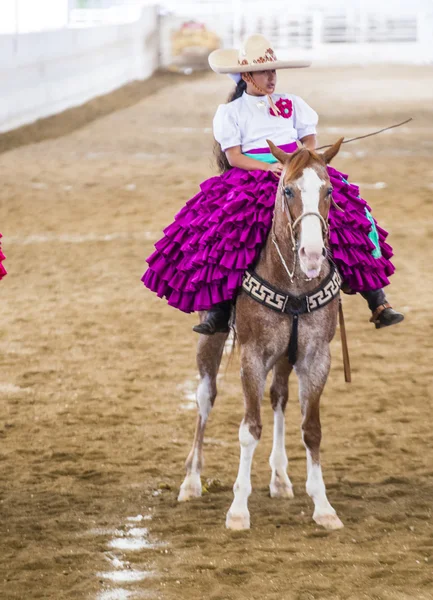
[92,513,162,600]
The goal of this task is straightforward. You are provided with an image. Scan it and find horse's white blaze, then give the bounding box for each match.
[297,167,325,276]
[269,405,293,497]
[226,421,258,529]
[305,449,335,518]
[196,374,212,421]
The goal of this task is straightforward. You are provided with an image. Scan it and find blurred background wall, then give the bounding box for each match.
[0,3,158,132]
[1,0,432,133]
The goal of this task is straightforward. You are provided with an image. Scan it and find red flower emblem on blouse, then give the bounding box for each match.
[270,98,293,119]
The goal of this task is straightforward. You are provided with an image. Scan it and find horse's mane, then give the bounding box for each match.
[286,147,324,181]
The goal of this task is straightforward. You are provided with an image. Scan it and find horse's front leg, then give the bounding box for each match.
[296,346,344,530]
[178,332,228,502]
[226,348,266,530]
[269,358,294,499]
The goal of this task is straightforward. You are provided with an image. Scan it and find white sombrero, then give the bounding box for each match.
[208,34,311,76]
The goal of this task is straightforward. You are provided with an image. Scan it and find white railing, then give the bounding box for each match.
[69,6,142,26]
[159,7,433,66]
[68,0,157,25]
[320,13,418,44]
[65,0,432,61]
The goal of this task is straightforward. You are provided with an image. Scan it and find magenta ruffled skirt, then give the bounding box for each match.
[0,233,6,281]
[142,167,395,313]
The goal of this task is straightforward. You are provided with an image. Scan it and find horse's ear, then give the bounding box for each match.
[321,137,344,164]
[267,139,290,164]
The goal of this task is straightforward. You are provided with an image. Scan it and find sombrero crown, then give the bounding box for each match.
[208,34,311,74]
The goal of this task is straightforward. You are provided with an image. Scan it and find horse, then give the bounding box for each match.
[178,138,345,531]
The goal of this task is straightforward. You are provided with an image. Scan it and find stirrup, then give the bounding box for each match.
[370,303,404,329]
[192,322,230,335]
[192,307,231,336]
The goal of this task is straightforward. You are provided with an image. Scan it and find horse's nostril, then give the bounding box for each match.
[300,247,323,263]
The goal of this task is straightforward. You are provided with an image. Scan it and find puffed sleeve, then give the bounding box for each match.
[213,103,241,151]
[292,95,318,140]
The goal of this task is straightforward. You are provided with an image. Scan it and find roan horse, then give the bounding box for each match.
[178,138,345,531]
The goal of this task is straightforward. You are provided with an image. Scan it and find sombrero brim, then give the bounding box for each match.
[208,48,311,73]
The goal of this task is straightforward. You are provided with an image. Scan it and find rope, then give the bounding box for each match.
[272,235,296,282]
[244,73,281,117]
[338,299,351,384]
[316,118,413,150]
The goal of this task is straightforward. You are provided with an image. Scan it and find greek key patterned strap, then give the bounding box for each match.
[242,265,341,315]
[242,271,287,312]
[306,268,342,311]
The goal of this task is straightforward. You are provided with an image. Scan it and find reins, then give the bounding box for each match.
[338,299,351,383]
[267,117,413,379]
[316,118,413,150]
[247,115,411,382]
[312,120,413,380]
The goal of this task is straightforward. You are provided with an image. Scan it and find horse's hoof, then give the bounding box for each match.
[226,510,250,530]
[178,477,202,502]
[313,513,344,530]
[269,481,294,499]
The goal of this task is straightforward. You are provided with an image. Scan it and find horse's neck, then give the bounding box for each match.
[256,207,330,296]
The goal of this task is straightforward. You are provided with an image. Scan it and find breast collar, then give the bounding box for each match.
[242,262,341,316]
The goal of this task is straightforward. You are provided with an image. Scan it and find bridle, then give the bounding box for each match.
[271,180,330,284]
[242,168,349,376]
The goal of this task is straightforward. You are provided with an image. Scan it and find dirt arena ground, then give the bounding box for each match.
[0,64,432,600]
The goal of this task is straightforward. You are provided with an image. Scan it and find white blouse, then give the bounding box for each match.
[213,92,318,153]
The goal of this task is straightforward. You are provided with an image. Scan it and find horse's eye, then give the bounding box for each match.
[284,187,294,198]
[327,187,333,196]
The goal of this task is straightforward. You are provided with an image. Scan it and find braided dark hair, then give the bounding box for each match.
[213,78,247,173]
[227,77,247,102]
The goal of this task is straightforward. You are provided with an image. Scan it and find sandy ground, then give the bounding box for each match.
[0,64,432,600]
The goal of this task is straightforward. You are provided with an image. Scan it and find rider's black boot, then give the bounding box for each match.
[361,289,404,329]
[192,301,231,335]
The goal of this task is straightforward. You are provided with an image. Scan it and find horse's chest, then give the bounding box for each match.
[236,294,337,365]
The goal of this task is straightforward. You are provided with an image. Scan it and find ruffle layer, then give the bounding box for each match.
[327,167,394,292]
[0,233,6,280]
[142,167,395,313]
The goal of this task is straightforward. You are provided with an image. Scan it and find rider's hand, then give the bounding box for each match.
[267,162,283,175]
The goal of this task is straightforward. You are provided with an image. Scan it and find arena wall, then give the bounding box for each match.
[0,6,159,133]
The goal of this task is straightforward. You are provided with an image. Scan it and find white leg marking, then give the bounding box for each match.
[269,405,294,498]
[178,375,213,502]
[305,450,343,530]
[226,421,258,530]
[196,374,212,421]
[178,452,202,502]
